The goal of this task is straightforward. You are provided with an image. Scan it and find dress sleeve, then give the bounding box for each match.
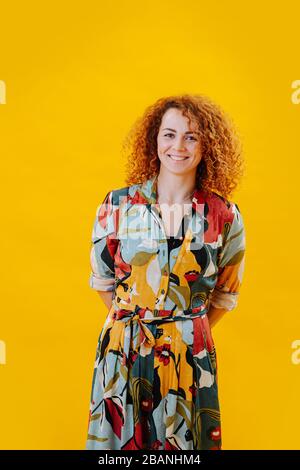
[209,202,246,311]
[89,190,119,291]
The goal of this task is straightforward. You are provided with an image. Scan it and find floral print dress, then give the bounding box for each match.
[86,174,246,450]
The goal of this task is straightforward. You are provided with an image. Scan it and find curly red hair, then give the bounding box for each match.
[122,94,245,199]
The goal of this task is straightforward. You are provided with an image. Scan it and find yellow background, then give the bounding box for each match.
[0,0,299,450]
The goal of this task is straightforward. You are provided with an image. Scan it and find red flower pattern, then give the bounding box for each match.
[154,343,171,366]
[210,425,221,441]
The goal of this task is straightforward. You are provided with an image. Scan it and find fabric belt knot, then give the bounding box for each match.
[111,303,209,349]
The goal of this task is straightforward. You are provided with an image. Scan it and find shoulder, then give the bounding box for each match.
[202,190,240,224]
[212,193,245,242]
[109,182,143,206]
[200,191,245,243]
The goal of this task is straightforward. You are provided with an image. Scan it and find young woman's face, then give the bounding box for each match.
[157,107,202,176]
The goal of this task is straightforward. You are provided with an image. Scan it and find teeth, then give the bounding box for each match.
[167,154,188,161]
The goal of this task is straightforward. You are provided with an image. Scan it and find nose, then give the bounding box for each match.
[172,136,187,152]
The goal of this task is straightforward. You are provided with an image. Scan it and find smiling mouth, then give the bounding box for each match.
[167,154,189,161]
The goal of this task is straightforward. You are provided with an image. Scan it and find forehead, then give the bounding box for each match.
[160,107,198,131]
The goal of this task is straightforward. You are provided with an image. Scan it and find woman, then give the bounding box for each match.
[86,94,246,450]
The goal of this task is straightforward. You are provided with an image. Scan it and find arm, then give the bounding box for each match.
[207,202,246,328]
[97,290,114,310]
[207,305,228,328]
[89,190,119,308]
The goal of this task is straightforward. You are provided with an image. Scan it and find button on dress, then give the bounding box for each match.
[86,174,246,450]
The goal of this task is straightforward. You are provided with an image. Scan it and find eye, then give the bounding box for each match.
[164,133,174,138]
[164,133,197,141]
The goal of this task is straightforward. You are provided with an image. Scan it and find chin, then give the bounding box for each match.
[163,164,190,176]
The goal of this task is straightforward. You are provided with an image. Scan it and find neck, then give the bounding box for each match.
[156,169,196,204]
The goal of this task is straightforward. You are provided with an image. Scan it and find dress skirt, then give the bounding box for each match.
[86,306,221,450]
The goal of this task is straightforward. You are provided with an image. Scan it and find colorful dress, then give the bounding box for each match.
[86,174,246,450]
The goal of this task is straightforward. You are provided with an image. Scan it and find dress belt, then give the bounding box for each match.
[111,303,209,348]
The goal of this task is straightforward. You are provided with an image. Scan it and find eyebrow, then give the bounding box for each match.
[162,128,199,134]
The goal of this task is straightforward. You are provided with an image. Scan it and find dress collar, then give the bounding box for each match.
[136,173,205,213]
